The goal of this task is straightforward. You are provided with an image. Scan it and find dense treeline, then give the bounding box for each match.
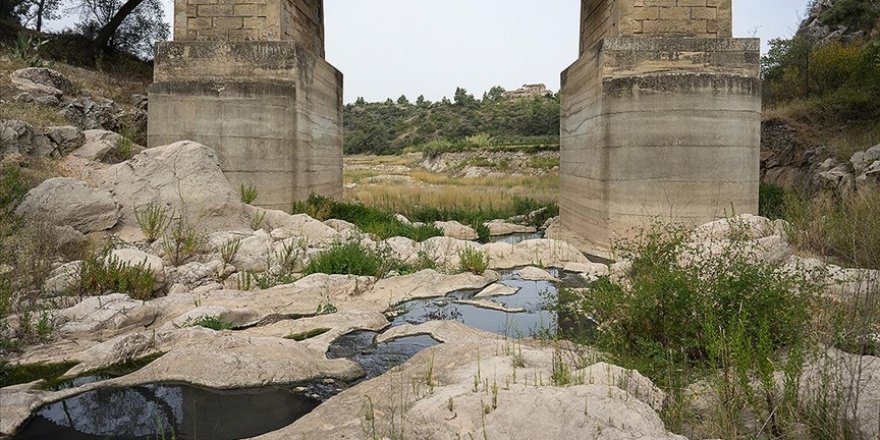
[344,86,560,155]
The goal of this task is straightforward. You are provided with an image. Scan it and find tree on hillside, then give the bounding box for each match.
[483,86,506,103]
[416,95,428,107]
[74,0,168,58]
[12,0,62,31]
[397,95,410,106]
[453,87,477,107]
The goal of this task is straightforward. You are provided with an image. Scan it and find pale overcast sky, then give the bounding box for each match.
[48,0,810,103]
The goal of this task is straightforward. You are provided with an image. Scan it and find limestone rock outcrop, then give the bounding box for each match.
[97,140,251,234]
[9,67,73,98]
[15,177,119,233]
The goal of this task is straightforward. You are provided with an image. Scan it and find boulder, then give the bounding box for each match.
[60,97,123,132]
[55,294,159,335]
[16,177,119,233]
[484,220,536,236]
[434,220,479,240]
[0,119,55,159]
[515,266,557,281]
[9,68,73,98]
[166,260,227,289]
[69,130,124,162]
[97,141,250,234]
[851,145,880,173]
[44,126,85,155]
[265,212,340,246]
[384,236,420,264]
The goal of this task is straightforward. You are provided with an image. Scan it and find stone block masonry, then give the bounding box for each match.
[562,0,759,258]
[581,0,732,55]
[153,0,340,210]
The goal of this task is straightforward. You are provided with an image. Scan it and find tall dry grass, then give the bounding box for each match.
[784,190,880,270]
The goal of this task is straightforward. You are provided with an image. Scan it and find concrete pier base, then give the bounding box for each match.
[560,37,761,258]
[148,41,343,210]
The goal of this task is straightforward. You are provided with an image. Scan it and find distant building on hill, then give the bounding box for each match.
[505,84,553,99]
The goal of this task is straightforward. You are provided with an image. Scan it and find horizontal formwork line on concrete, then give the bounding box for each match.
[573,107,759,124]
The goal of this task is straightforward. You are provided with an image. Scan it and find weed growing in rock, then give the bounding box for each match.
[162,218,203,266]
[304,241,401,278]
[240,183,259,204]
[458,247,489,274]
[218,239,241,266]
[134,203,172,242]
[76,249,156,300]
[190,316,234,331]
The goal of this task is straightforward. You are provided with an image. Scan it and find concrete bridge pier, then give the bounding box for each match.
[147,0,342,211]
[560,0,761,258]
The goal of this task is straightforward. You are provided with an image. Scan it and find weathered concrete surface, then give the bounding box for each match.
[562,5,761,257]
[148,41,343,211]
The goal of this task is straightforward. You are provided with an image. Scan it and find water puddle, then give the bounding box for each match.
[12,384,320,440]
[327,331,440,382]
[490,231,545,245]
[390,272,557,337]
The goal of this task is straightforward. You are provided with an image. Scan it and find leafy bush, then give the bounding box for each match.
[76,251,157,300]
[458,247,490,274]
[304,241,399,278]
[563,224,813,385]
[293,194,443,241]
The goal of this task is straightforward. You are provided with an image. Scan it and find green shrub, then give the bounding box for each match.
[190,316,234,331]
[528,156,560,169]
[564,224,813,385]
[458,247,490,274]
[820,0,880,34]
[304,241,399,278]
[759,183,787,220]
[293,194,443,241]
[474,222,490,244]
[76,250,157,300]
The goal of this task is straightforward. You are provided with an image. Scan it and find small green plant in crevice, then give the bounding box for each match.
[458,246,489,274]
[240,183,259,204]
[250,209,268,231]
[105,135,136,164]
[135,203,173,242]
[76,249,157,300]
[285,328,331,341]
[189,316,235,331]
[218,239,242,266]
[162,217,203,267]
[315,301,337,316]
